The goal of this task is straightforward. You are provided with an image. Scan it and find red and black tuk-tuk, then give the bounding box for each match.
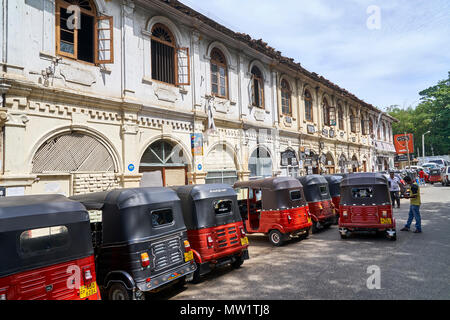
[172,184,249,282]
[298,175,337,233]
[70,187,196,300]
[0,194,100,300]
[339,173,397,241]
[324,174,344,224]
[428,168,442,184]
[233,177,312,246]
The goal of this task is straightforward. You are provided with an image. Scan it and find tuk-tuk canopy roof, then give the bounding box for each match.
[340,172,388,187]
[233,177,303,191]
[0,194,88,233]
[298,175,328,186]
[324,175,344,197]
[172,184,242,230]
[70,188,186,246]
[0,194,93,278]
[70,187,180,210]
[171,184,237,201]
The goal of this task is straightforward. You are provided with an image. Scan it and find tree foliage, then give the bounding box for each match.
[387,72,450,156]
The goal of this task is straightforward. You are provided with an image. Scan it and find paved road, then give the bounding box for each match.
[156,184,450,300]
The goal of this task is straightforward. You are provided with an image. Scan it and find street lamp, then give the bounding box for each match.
[422,131,431,160]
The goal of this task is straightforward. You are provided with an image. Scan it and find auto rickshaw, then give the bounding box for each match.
[428,168,442,184]
[338,172,397,241]
[0,194,100,300]
[233,177,312,246]
[70,187,196,300]
[298,175,337,233]
[172,184,249,282]
[324,174,344,224]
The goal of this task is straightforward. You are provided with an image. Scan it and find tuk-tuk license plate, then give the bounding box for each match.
[380,218,392,225]
[241,237,249,246]
[184,251,194,262]
[79,282,97,299]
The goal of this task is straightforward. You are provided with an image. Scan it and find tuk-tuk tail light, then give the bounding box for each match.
[184,240,191,252]
[84,269,93,281]
[342,211,348,217]
[382,211,387,217]
[239,227,246,237]
[207,236,214,248]
[141,252,150,268]
[0,293,6,300]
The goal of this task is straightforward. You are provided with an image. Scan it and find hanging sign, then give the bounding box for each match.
[191,133,203,156]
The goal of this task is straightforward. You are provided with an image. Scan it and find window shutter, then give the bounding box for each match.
[259,79,265,109]
[95,16,114,64]
[329,106,336,126]
[249,77,255,106]
[175,47,190,85]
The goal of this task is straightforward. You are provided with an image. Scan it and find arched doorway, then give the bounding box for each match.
[304,149,319,174]
[280,148,299,177]
[351,155,359,173]
[204,143,238,185]
[31,131,119,195]
[139,139,189,186]
[249,146,272,179]
[323,152,335,174]
[338,154,348,173]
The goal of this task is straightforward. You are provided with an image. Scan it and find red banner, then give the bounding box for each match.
[394,134,414,154]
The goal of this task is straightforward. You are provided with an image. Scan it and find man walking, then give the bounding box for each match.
[401,175,422,233]
[387,171,401,208]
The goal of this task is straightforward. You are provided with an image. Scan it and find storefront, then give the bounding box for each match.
[280,149,299,177]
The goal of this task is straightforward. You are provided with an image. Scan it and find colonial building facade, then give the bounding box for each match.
[0,0,396,196]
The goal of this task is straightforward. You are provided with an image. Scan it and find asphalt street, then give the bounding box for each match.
[155,184,450,300]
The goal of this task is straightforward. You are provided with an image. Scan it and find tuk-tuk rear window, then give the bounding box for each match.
[351,187,374,198]
[151,208,174,227]
[214,199,233,215]
[319,186,328,195]
[19,226,69,255]
[290,190,302,201]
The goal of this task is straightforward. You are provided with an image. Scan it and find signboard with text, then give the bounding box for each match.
[394,134,414,154]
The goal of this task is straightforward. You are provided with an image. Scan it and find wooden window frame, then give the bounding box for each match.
[251,67,265,109]
[94,16,114,64]
[56,0,113,65]
[210,48,228,99]
[280,79,292,116]
[150,24,190,86]
[304,90,313,122]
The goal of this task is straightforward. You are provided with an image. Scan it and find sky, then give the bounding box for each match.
[179,0,450,111]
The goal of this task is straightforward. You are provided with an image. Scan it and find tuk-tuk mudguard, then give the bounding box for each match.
[104,270,136,291]
[191,248,203,264]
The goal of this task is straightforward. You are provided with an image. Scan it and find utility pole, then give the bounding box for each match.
[422,131,430,161]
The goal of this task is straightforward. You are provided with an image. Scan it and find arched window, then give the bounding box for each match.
[56,0,114,64]
[210,48,228,98]
[322,98,336,126]
[151,24,176,84]
[361,114,367,135]
[337,103,344,130]
[350,110,359,133]
[304,90,313,121]
[280,79,292,115]
[251,66,264,108]
[382,123,387,141]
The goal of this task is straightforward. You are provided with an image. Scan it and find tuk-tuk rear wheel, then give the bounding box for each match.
[268,230,285,246]
[231,256,244,269]
[108,283,133,300]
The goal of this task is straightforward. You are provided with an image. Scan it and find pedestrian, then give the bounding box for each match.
[401,175,422,233]
[419,169,425,185]
[387,171,401,208]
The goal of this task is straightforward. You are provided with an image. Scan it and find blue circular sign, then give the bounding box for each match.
[197,164,203,171]
[128,164,135,172]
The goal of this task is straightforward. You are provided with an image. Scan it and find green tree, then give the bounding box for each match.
[388,72,450,156]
